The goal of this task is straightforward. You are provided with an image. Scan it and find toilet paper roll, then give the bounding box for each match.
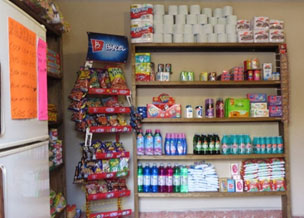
[227,33,237,42]
[184,33,195,43]
[213,8,223,18]
[164,15,174,25]
[174,33,183,43]
[214,24,225,34]
[202,8,212,17]
[207,33,217,43]
[154,15,164,24]
[164,34,173,43]
[193,24,203,35]
[168,5,178,15]
[187,14,197,25]
[154,4,165,15]
[226,24,236,34]
[178,5,188,15]
[218,33,227,42]
[184,24,193,34]
[154,23,164,34]
[204,24,213,34]
[164,23,174,34]
[227,15,237,24]
[190,5,201,15]
[198,14,207,24]
[175,14,186,24]
[208,17,217,25]
[174,24,184,34]
[153,34,163,43]
[218,17,227,25]
[196,33,207,43]
[223,6,233,17]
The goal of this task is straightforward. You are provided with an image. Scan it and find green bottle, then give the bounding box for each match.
[180,165,188,193]
[173,164,181,193]
[137,163,143,193]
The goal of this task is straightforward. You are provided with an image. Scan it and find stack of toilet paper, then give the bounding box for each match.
[153,5,238,43]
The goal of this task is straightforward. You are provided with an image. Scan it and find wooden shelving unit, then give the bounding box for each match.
[131,43,291,218]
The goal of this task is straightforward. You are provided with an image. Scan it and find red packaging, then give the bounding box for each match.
[216,99,224,118]
[253,70,261,81]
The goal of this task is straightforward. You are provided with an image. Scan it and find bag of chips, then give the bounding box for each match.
[108,67,128,89]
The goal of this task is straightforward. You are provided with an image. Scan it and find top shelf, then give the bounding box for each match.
[133,43,282,53]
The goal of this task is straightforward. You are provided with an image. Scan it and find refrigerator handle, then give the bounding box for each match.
[0,165,6,218]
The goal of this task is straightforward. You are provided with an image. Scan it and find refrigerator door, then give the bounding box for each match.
[0,141,50,218]
[0,0,48,150]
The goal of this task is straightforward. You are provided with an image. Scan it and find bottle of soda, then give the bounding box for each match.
[144,129,154,155]
[202,135,209,155]
[208,134,215,155]
[214,134,221,155]
[173,164,181,193]
[137,163,143,193]
[153,129,162,155]
[193,134,201,155]
[151,163,159,193]
[158,163,167,192]
[136,130,144,156]
[143,163,151,192]
[166,163,173,193]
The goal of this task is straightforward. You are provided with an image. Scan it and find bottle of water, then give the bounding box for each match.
[137,163,143,193]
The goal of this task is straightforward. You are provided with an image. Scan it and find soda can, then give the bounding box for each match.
[188,71,195,81]
[180,71,188,81]
[195,106,203,118]
[158,64,164,72]
[165,63,172,73]
[200,72,208,81]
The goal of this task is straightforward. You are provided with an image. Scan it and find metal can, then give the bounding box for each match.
[180,71,188,81]
[253,69,261,80]
[200,72,208,81]
[165,63,172,73]
[208,72,217,81]
[188,71,195,81]
[158,64,164,72]
[195,106,203,118]
[205,98,214,118]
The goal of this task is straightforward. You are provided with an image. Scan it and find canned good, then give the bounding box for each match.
[253,69,261,81]
[200,72,208,81]
[208,72,217,81]
[205,98,214,118]
[185,105,193,118]
[165,63,172,73]
[244,60,251,71]
[158,64,164,72]
[247,70,254,81]
[188,71,195,81]
[180,71,188,81]
[195,106,203,118]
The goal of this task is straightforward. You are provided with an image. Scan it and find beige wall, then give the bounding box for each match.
[58,0,304,216]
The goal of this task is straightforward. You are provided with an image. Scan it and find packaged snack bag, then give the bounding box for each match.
[108,67,128,89]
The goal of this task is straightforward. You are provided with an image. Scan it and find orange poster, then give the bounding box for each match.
[9,18,37,119]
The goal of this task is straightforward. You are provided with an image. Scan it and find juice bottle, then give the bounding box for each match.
[164,133,171,155]
[166,163,173,193]
[151,163,159,193]
[216,98,224,118]
[173,164,181,193]
[193,134,201,155]
[144,129,154,155]
[180,165,188,193]
[158,164,167,192]
[153,129,162,155]
[176,133,184,155]
[202,135,209,155]
[137,163,143,193]
[214,134,221,155]
[143,163,151,192]
[136,130,144,156]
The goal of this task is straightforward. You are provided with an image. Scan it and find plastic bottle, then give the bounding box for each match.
[143,163,151,192]
[277,136,284,154]
[245,135,252,154]
[173,164,181,193]
[202,135,209,155]
[215,134,221,155]
[180,165,188,193]
[153,129,162,155]
[170,133,177,155]
[231,135,238,154]
[260,137,266,154]
[151,163,159,193]
[239,135,246,154]
[254,137,261,154]
[164,133,171,155]
[221,135,229,154]
[137,163,143,193]
[208,134,215,155]
[266,137,272,154]
[144,129,154,155]
[193,134,201,155]
[158,164,167,192]
[272,136,278,154]
[182,133,187,155]
[176,133,183,155]
[136,130,145,156]
[166,164,174,193]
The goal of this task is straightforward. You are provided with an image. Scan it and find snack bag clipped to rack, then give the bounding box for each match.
[108,67,128,89]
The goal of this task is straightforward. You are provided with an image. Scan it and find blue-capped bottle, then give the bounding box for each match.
[143,163,151,192]
[181,133,187,155]
[170,133,177,155]
[144,129,154,155]
[151,163,159,193]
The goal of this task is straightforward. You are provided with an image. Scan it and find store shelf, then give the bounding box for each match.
[88,88,131,96]
[137,154,285,161]
[142,117,282,123]
[87,190,131,201]
[89,209,132,218]
[89,125,132,133]
[87,170,129,181]
[137,191,286,198]
[47,71,63,79]
[88,106,131,114]
[133,43,282,53]
[135,81,281,89]
[96,151,130,159]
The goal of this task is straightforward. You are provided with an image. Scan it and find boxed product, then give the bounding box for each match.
[147,104,181,118]
[269,20,284,30]
[227,179,235,192]
[230,163,240,176]
[247,93,267,102]
[135,53,151,63]
[135,63,151,81]
[236,20,250,31]
[254,30,269,43]
[219,178,228,192]
[251,103,268,110]
[237,30,253,43]
[130,4,153,20]
[225,98,250,118]
[262,63,273,80]
[156,72,170,81]
[221,71,231,81]
[130,22,153,43]
[269,30,285,43]
[268,95,282,106]
[252,16,269,30]
[269,105,282,117]
[235,179,244,192]
[250,109,269,117]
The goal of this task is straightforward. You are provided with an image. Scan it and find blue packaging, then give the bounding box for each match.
[227,179,235,192]
[247,93,267,102]
[137,106,147,118]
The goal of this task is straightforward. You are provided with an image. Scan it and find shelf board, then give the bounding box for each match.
[88,106,131,114]
[142,117,282,123]
[137,191,286,198]
[133,43,282,53]
[47,71,62,79]
[88,88,131,96]
[89,125,132,133]
[135,81,281,89]
[137,154,285,161]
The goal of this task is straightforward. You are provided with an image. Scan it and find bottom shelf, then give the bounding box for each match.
[89,209,132,218]
[137,191,286,198]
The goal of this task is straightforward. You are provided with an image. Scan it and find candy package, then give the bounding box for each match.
[117,115,127,126]
[107,115,119,126]
[109,159,120,172]
[102,96,120,107]
[78,70,90,79]
[71,110,86,122]
[108,67,128,89]
[119,158,129,171]
[96,114,107,126]
[102,160,110,172]
[69,99,86,111]
[98,69,111,88]
[74,78,89,92]
[69,89,86,101]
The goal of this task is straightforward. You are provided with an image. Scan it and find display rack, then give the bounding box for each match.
[131,43,290,218]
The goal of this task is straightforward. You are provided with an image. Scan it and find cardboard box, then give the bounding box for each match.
[252,16,269,30]
[250,109,269,117]
[254,30,269,43]
[219,178,228,192]
[263,63,273,80]
[251,103,268,110]
[269,20,284,30]
[227,179,235,192]
[225,98,250,117]
[147,104,181,118]
[268,95,282,106]
[269,30,285,43]
[237,30,253,43]
[269,105,282,117]
[235,179,244,192]
[230,163,240,176]
[236,20,251,31]
[247,93,267,102]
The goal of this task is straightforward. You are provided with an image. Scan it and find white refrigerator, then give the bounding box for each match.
[0,0,50,217]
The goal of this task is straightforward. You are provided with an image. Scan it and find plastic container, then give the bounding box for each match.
[153,129,162,155]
